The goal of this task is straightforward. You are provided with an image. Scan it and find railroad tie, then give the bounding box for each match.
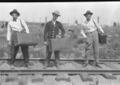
[5,73,18,82]
[89,77,99,85]
[55,73,71,82]
[31,74,44,82]
[79,73,93,81]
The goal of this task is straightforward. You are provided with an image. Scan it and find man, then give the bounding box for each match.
[81,10,104,67]
[44,10,65,68]
[7,9,30,67]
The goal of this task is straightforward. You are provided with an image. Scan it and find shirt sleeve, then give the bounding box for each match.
[20,19,30,33]
[59,22,65,37]
[6,22,11,41]
[93,19,104,33]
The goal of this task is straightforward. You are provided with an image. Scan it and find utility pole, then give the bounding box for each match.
[45,17,47,24]
[39,18,41,24]
[75,20,78,25]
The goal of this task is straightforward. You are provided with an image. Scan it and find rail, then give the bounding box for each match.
[0,58,120,62]
[0,69,120,75]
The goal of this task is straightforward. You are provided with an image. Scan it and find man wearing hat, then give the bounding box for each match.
[44,10,65,68]
[7,9,30,67]
[81,10,104,67]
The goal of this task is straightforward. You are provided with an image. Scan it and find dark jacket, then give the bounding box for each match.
[44,20,65,42]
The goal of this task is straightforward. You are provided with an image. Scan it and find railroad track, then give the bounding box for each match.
[0,62,119,85]
[0,69,120,75]
[0,58,120,76]
[0,58,120,62]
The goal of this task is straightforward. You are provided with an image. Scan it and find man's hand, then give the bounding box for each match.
[8,41,11,45]
[56,34,64,38]
[44,41,48,45]
[98,30,104,35]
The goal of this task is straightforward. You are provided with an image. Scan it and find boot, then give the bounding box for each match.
[8,59,15,65]
[54,60,60,68]
[92,61,101,68]
[82,60,89,67]
[22,61,29,67]
[44,60,51,69]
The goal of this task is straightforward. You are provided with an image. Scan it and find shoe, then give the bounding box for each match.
[95,63,101,68]
[21,62,29,67]
[7,60,14,65]
[82,60,89,67]
[82,63,88,67]
[54,60,60,68]
[92,61,101,68]
[44,61,51,67]
[27,62,34,66]
[55,64,59,68]
[23,64,29,67]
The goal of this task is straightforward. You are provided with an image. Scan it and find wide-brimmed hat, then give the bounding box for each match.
[10,9,20,16]
[84,10,93,16]
[52,10,60,16]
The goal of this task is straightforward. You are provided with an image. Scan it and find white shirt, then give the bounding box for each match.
[52,20,56,26]
[7,17,30,41]
[81,19,104,38]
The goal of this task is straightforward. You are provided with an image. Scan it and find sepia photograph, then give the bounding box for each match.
[0,2,119,85]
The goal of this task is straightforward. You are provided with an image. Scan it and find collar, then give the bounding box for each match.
[11,17,20,22]
[52,20,56,23]
[85,18,93,23]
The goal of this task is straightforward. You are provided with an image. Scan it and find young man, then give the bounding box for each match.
[81,10,104,67]
[7,9,30,67]
[44,10,65,68]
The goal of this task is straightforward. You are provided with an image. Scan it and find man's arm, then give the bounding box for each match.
[59,22,65,37]
[7,22,11,44]
[20,19,30,33]
[80,23,88,38]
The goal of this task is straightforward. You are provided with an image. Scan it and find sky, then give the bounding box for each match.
[0,2,120,25]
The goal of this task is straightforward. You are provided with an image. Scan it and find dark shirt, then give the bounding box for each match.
[44,20,65,42]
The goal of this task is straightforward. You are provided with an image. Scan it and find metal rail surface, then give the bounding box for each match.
[0,69,120,75]
[0,58,120,62]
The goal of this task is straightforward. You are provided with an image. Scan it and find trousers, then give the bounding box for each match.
[84,30,99,62]
[9,30,29,64]
[45,39,60,65]
[10,45,29,63]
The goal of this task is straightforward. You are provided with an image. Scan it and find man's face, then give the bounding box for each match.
[53,14,59,21]
[85,14,92,21]
[12,13,18,20]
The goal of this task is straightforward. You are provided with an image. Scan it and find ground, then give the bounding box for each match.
[0,21,120,85]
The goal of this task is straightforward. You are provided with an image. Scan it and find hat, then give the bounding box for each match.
[10,9,20,16]
[84,10,93,16]
[52,10,60,16]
